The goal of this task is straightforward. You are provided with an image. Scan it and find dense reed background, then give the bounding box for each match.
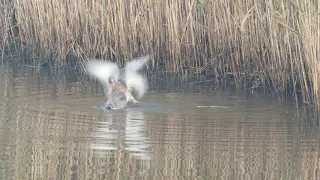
[0,0,319,107]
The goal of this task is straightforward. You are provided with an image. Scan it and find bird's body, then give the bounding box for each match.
[86,55,149,109]
[104,83,139,109]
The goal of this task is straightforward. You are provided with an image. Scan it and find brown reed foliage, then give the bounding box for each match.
[0,0,319,108]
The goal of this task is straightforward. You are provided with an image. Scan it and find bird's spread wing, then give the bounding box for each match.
[124,55,150,99]
[85,55,149,99]
[125,55,150,72]
[86,59,120,93]
[118,55,150,82]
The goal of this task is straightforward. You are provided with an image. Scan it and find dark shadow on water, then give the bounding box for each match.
[92,101,171,114]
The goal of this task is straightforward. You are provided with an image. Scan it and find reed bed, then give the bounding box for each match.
[0,0,319,108]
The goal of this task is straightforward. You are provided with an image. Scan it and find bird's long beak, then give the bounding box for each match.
[108,86,113,96]
[108,81,116,96]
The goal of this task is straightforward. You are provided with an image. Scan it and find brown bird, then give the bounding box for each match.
[86,55,150,109]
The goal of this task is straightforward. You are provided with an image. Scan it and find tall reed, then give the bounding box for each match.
[0,0,319,108]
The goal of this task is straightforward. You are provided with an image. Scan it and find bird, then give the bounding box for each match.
[85,55,150,109]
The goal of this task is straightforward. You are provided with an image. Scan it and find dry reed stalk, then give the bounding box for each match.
[0,0,319,108]
[0,0,16,59]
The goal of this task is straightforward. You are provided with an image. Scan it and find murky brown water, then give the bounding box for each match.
[0,64,320,179]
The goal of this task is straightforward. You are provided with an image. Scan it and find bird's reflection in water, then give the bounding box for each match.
[124,109,152,160]
[90,107,153,160]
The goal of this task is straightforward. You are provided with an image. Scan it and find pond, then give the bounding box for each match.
[0,63,319,179]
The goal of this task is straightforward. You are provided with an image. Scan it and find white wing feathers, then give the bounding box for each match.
[125,55,150,72]
[86,59,120,88]
[85,55,150,100]
[124,55,149,99]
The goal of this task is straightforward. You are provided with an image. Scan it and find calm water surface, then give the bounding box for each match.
[0,64,319,179]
